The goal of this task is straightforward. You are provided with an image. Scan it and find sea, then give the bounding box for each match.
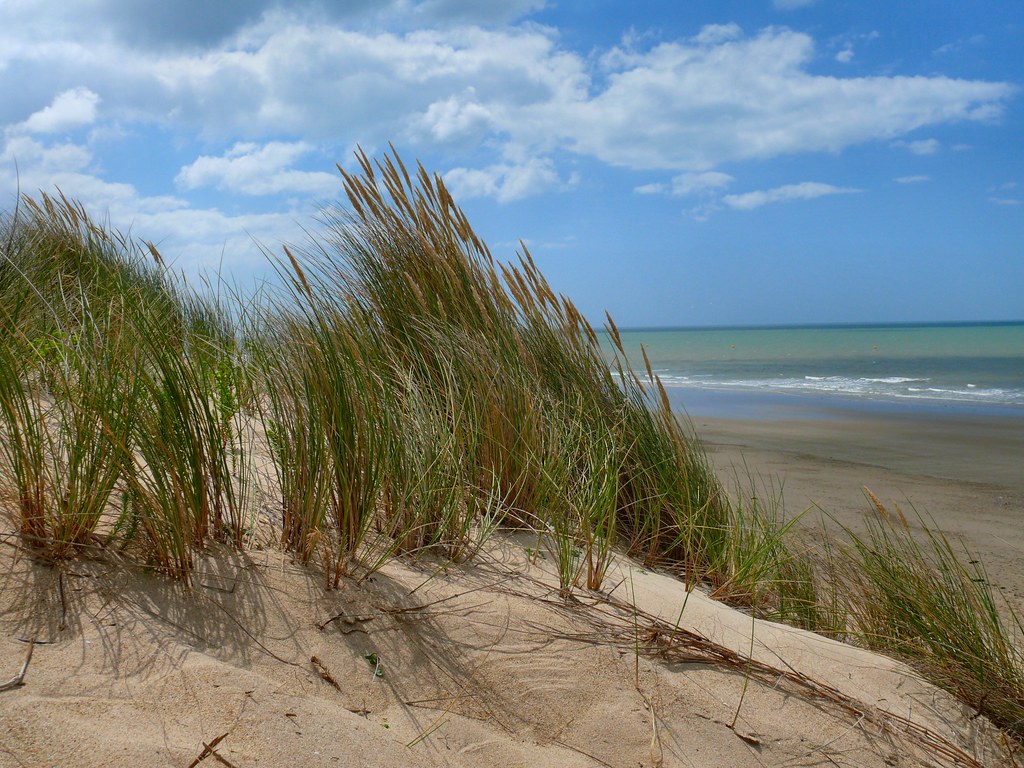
[606,322,1024,419]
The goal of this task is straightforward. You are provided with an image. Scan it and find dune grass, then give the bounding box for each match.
[0,149,1021,743]
[834,493,1024,739]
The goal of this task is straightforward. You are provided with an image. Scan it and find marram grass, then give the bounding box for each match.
[0,151,1022,742]
[835,493,1024,739]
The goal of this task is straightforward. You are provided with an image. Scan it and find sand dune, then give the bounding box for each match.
[0,531,1009,767]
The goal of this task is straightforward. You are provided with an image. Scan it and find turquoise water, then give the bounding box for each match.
[607,322,1024,414]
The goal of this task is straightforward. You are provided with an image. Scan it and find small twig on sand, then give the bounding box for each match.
[406,712,449,748]
[58,570,67,631]
[187,732,234,768]
[552,738,616,768]
[0,638,35,693]
[317,612,374,632]
[376,575,517,616]
[311,656,342,691]
[209,750,238,768]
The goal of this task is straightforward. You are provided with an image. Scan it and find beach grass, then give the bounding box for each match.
[834,493,1024,739]
[0,149,1021,744]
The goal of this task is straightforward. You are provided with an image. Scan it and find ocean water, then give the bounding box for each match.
[606,322,1024,417]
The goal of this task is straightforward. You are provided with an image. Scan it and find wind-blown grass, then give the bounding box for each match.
[835,493,1024,739]
[0,149,1020,744]
[0,194,148,558]
[0,192,256,577]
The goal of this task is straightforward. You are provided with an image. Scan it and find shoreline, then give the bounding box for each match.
[676,389,1024,604]
[663,384,1024,423]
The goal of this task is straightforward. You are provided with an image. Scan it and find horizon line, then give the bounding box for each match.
[610,319,1024,333]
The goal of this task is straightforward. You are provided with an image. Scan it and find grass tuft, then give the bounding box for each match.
[834,493,1024,739]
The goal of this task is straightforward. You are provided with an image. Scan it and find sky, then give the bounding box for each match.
[1,0,1021,328]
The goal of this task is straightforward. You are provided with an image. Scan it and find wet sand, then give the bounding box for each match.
[682,396,1024,604]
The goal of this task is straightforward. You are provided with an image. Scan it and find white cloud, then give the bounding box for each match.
[671,171,734,196]
[175,141,341,196]
[634,182,667,195]
[2,20,1011,184]
[414,90,495,143]
[722,182,860,210]
[0,182,296,276]
[687,202,721,222]
[0,1,549,52]
[570,28,1011,171]
[0,129,311,273]
[934,34,986,57]
[989,197,1021,207]
[412,0,547,25]
[634,171,735,197]
[892,138,940,155]
[894,175,930,184]
[693,24,743,45]
[0,13,1015,216]
[1,134,93,173]
[20,88,100,134]
[444,157,562,203]
[830,30,877,66]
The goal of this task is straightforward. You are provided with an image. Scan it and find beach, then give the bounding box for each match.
[0,528,1010,767]
[608,322,1024,603]
[2,400,1019,768]
[686,394,1024,604]
[3,191,1022,765]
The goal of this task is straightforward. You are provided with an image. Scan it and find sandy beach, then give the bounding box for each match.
[2,396,1021,766]
[0,533,1010,767]
[688,397,1024,604]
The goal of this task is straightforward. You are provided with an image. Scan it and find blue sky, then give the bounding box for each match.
[1,1,1021,327]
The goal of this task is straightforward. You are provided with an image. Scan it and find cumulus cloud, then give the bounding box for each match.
[411,0,547,26]
[0,10,1016,218]
[835,46,854,63]
[892,138,940,155]
[0,132,304,273]
[671,171,734,196]
[414,90,495,144]
[0,0,548,52]
[70,0,280,48]
[444,157,563,203]
[570,27,1010,171]
[3,19,1012,179]
[633,171,735,198]
[125,20,589,150]
[1,134,93,173]
[176,141,340,196]
[693,23,743,45]
[634,182,667,195]
[722,182,860,210]
[19,88,100,134]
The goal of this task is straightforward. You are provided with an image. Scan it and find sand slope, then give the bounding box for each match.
[0,533,1011,767]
